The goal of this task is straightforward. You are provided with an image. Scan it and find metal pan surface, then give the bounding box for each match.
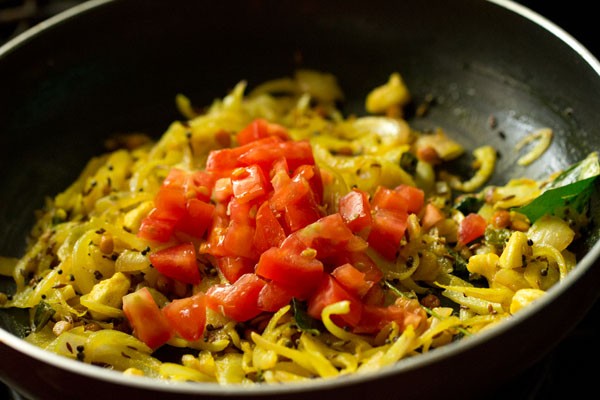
[1,1,599,399]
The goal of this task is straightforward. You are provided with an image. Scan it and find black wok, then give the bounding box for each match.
[1,0,599,399]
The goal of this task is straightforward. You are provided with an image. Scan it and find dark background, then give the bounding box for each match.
[1,1,598,399]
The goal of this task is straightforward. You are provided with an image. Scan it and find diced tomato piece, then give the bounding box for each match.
[255,247,324,299]
[162,168,189,188]
[458,213,487,245]
[371,186,408,213]
[367,208,408,260]
[331,263,374,298]
[188,170,215,202]
[201,210,229,257]
[206,136,283,173]
[175,198,215,238]
[270,157,292,191]
[231,164,269,204]
[216,256,255,283]
[354,297,426,334]
[238,140,314,172]
[205,273,266,321]
[253,202,286,253]
[162,293,207,342]
[212,177,233,203]
[283,197,322,233]
[421,203,445,231]
[269,174,312,211]
[343,251,384,284]
[292,164,324,205]
[257,281,294,312]
[307,275,363,327]
[236,118,290,145]
[122,287,172,348]
[295,214,368,260]
[137,215,176,242]
[394,184,425,214]
[149,242,200,285]
[339,189,373,237]
[222,201,257,259]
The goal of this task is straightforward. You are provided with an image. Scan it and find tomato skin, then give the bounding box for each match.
[257,281,294,312]
[231,164,269,204]
[367,208,408,260]
[122,287,172,348]
[138,216,176,242]
[292,164,324,205]
[421,203,445,231]
[253,202,286,253]
[295,213,368,260]
[307,275,363,327]
[239,140,314,173]
[205,273,266,322]
[149,242,200,285]
[339,189,373,237]
[331,263,374,298]
[175,198,215,238]
[162,293,207,342]
[458,213,487,245]
[216,256,255,283]
[153,186,187,220]
[255,247,324,299]
[371,186,408,213]
[354,297,426,334]
[206,136,283,173]
[236,118,290,145]
[394,184,425,214]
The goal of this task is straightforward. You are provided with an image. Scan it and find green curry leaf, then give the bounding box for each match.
[291,298,322,335]
[516,152,599,223]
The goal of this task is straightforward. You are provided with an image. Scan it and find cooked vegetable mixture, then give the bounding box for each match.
[1,70,598,384]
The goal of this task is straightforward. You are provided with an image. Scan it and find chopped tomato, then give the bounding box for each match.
[236,118,290,145]
[257,281,294,312]
[339,188,373,237]
[367,208,408,260]
[282,196,322,233]
[342,251,384,284]
[222,200,257,259]
[122,287,172,348]
[201,209,229,257]
[149,242,200,285]
[231,164,269,204]
[206,136,283,173]
[212,177,233,203]
[175,198,215,238]
[255,247,324,299]
[153,186,187,220]
[295,214,368,260]
[253,202,286,253]
[216,256,255,283]
[162,293,207,341]
[394,184,425,214]
[239,140,314,172]
[205,273,266,321]
[138,215,176,242]
[354,297,426,334]
[331,263,374,298]
[292,164,324,205]
[371,186,408,213]
[458,213,487,245]
[307,274,363,327]
[421,203,445,231]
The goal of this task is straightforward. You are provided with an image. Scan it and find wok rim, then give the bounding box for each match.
[1,0,599,396]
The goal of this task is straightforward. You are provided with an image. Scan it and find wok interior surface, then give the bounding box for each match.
[1,0,599,399]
